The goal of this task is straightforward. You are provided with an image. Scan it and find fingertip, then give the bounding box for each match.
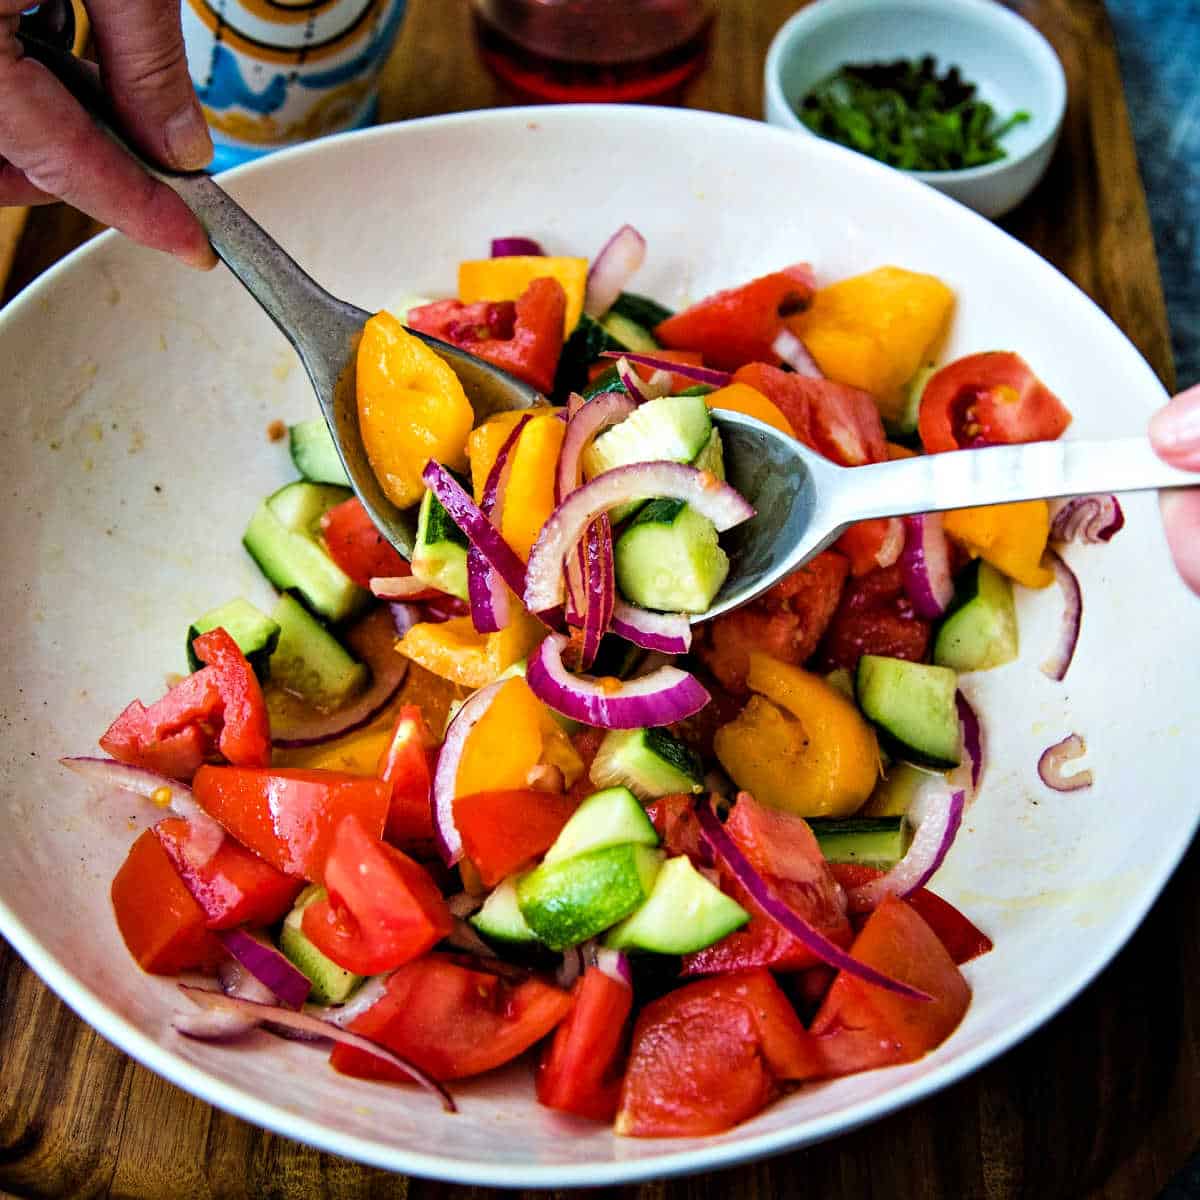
[1149,383,1200,469]
[1159,490,1200,598]
[180,241,218,271]
[163,101,214,172]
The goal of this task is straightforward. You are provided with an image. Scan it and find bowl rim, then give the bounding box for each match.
[0,102,1185,1187]
[763,0,1069,185]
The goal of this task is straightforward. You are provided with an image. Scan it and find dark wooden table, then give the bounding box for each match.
[1,1,1193,1196]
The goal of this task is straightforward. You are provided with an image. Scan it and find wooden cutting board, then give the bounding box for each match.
[0,2,1188,1197]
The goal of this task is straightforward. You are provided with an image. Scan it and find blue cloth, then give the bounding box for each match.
[1108,0,1200,386]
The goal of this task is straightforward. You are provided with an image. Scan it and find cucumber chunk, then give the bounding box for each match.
[542,786,659,865]
[269,592,369,711]
[604,855,748,954]
[280,886,363,1005]
[288,418,350,486]
[186,597,280,677]
[243,482,368,623]
[411,482,469,601]
[887,362,937,439]
[689,427,725,480]
[856,654,961,769]
[809,817,908,868]
[583,394,712,479]
[589,727,704,800]
[933,560,1019,672]
[609,292,674,330]
[470,877,538,945]
[517,843,663,950]
[600,311,659,353]
[615,498,729,612]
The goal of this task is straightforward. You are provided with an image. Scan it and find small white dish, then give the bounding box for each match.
[764,0,1068,218]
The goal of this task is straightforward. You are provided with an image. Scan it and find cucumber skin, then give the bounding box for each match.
[542,786,659,865]
[411,485,469,600]
[609,292,674,329]
[809,817,907,868]
[186,597,280,678]
[589,727,704,800]
[855,655,961,770]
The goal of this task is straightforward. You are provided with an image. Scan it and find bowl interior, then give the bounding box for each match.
[0,105,1192,1187]
[767,0,1064,169]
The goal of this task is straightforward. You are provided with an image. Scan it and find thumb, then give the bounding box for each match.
[87,0,213,171]
[1148,382,1200,472]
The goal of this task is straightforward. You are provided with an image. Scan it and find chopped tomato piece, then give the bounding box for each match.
[918,351,1072,454]
[454,788,578,887]
[615,969,818,1137]
[654,265,815,371]
[813,563,931,673]
[330,953,573,1081]
[537,967,633,1121]
[377,705,439,847]
[566,726,607,802]
[155,818,303,930]
[110,829,225,974]
[682,792,852,975]
[192,765,389,880]
[697,550,848,692]
[407,276,567,394]
[829,864,993,965]
[99,628,270,780]
[300,814,451,975]
[809,895,970,1077]
[644,793,706,863]
[319,497,423,590]
[836,517,905,577]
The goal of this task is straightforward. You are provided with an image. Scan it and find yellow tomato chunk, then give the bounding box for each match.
[705,382,797,438]
[456,677,545,797]
[396,612,544,690]
[943,500,1053,589]
[356,311,474,509]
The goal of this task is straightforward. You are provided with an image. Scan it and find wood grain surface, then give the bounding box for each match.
[0,1,1189,1197]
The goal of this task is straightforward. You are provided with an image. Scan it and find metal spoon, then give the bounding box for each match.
[707,409,1196,620]
[17,32,542,558]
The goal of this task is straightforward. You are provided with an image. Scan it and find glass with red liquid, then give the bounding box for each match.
[471,0,715,103]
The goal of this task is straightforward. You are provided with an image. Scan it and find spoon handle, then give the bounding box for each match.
[16,32,365,399]
[829,436,1196,525]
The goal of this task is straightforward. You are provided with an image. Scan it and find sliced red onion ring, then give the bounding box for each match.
[469,415,531,634]
[593,947,633,988]
[694,803,930,1000]
[527,633,709,729]
[844,785,966,914]
[875,517,906,570]
[1037,733,1093,792]
[423,596,470,622]
[1050,494,1125,544]
[524,462,753,615]
[956,690,984,794]
[176,984,456,1111]
[423,461,529,602]
[584,224,646,318]
[556,944,586,989]
[174,980,261,1042]
[771,328,823,378]
[1040,549,1082,682]
[901,513,954,618]
[491,236,544,257]
[609,601,691,653]
[60,756,226,863]
[579,515,615,671]
[613,356,673,403]
[432,678,507,865]
[216,928,310,1010]
[370,575,436,600]
[270,607,408,748]
[556,390,638,504]
[599,350,732,390]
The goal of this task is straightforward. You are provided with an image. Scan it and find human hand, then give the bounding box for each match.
[0,0,216,269]
[1149,383,1200,595]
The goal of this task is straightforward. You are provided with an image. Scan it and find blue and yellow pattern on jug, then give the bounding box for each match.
[182,0,408,171]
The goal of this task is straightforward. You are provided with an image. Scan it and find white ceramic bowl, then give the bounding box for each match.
[763,0,1068,218]
[0,106,1194,1187]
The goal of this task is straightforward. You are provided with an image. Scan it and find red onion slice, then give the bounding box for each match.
[955,690,984,794]
[431,678,507,865]
[592,947,633,988]
[875,517,906,570]
[216,928,311,1010]
[901,513,954,618]
[270,607,408,748]
[370,575,437,600]
[313,974,390,1030]
[423,461,529,602]
[584,224,646,318]
[526,633,709,729]
[491,236,544,257]
[1050,494,1125,544]
[556,944,586,989]
[174,981,262,1042]
[599,350,732,390]
[579,515,615,671]
[1037,733,1093,791]
[771,328,823,378]
[613,356,673,403]
[1040,549,1082,682]
[694,802,930,1000]
[469,415,531,634]
[523,462,753,615]
[389,602,423,637]
[609,601,691,654]
[176,985,456,1112]
[555,390,638,504]
[844,784,966,914]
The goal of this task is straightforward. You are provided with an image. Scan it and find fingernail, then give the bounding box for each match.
[164,102,214,171]
[1149,383,1200,468]
[180,241,218,271]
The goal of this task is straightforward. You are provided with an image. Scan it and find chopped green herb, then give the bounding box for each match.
[797,56,1030,172]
